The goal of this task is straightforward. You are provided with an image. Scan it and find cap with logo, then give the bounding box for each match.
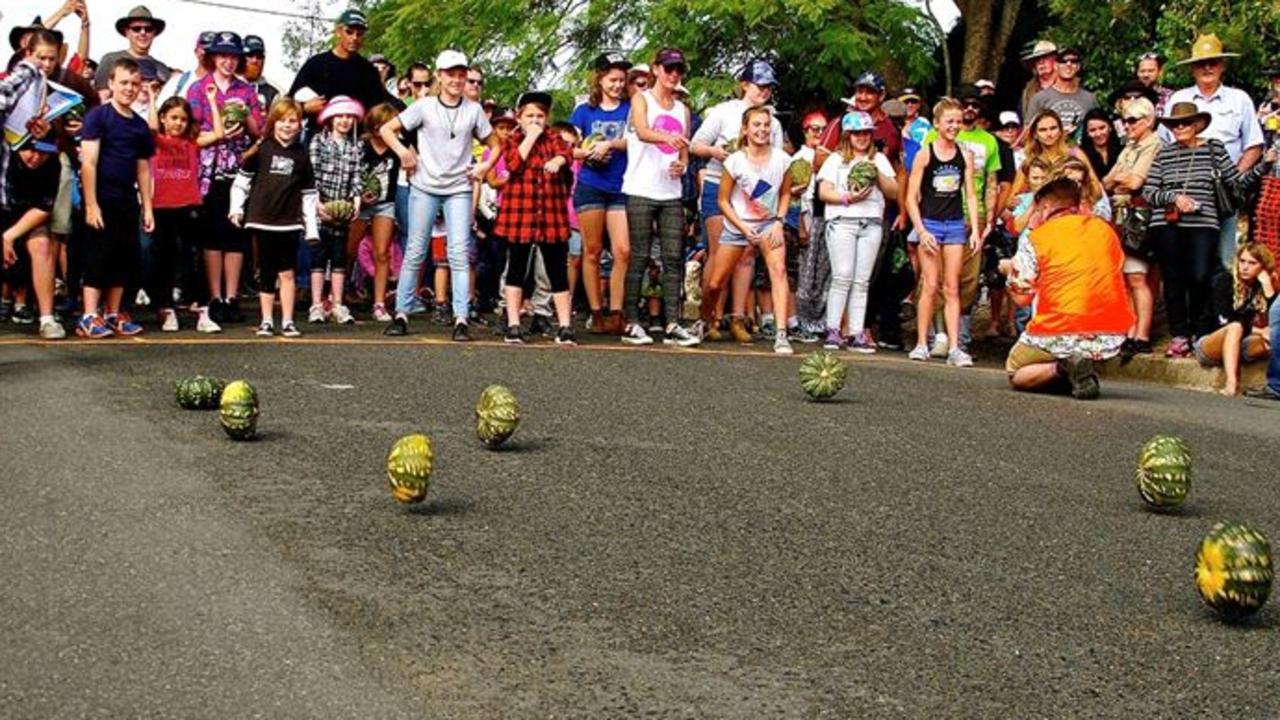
[242,34,265,56]
[654,48,686,70]
[738,59,777,87]
[897,87,921,102]
[206,31,243,56]
[435,49,469,71]
[195,31,217,51]
[337,8,368,29]
[998,111,1021,128]
[594,52,633,72]
[852,71,885,93]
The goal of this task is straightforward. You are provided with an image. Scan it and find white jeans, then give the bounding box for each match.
[823,217,882,335]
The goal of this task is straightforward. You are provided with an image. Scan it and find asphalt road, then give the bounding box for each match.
[3,326,1280,718]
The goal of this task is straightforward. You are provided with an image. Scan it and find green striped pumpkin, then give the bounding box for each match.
[475,385,520,448]
[1135,435,1192,508]
[175,375,225,410]
[218,380,259,441]
[386,433,433,504]
[799,351,847,401]
[1196,522,1273,618]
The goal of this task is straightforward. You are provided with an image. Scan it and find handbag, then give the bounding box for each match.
[1115,198,1153,258]
[1210,141,1245,218]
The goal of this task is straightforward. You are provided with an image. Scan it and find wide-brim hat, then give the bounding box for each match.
[1107,79,1159,108]
[9,17,62,51]
[1177,34,1240,65]
[318,95,366,124]
[1159,101,1211,131]
[115,6,166,37]
[1021,39,1058,64]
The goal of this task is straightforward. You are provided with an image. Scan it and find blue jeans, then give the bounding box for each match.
[1267,299,1280,395]
[1218,214,1238,271]
[396,188,473,319]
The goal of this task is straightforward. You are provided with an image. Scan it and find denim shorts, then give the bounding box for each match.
[701,179,722,219]
[923,218,968,246]
[573,182,627,213]
[568,229,582,257]
[359,200,396,221]
[721,219,775,247]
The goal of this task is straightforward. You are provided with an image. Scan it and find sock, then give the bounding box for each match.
[762,312,775,326]
[787,315,799,329]
[39,314,53,324]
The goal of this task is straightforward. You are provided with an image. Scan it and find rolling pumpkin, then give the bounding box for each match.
[1196,522,1273,619]
[218,380,259,441]
[1135,434,1192,508]
[799,352,847,401]
[175,375,225,410]
[386,433,434,504]
[476,385,520,448]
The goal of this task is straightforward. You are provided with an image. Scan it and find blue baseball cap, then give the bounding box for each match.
[852,71,885,93]
[206,31,243,56]
[739,59,777,87]
[841,111,875,132]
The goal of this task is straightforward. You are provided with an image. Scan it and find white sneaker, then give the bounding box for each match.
[255,321,275,337]
[621,323,653,346]
[773,332,794,355]
[39,318,66,339]
[330,304,355,325]
[946,347,974,368]
[930,332,949,359]
[160,309,179,332]
[663,323,702,347]
[908,344,930,361]
[281,322,302,338]
[196,313,222,334]
[372,303,392,322]
[308,304,327,324]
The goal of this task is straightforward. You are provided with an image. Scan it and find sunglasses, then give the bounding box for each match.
[467,78,484,86]
[1166,118,1198,128]
[804,124,827,133]
[410,81,430,88]
[903,98,920,104]
[631,79,649,87]
[1059,57,1081,65]
[962,100,982,108]
[128,25,156,34]
[1121,117,1143,125]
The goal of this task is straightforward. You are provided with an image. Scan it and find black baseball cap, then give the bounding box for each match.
[654,47,686,71]
[516,90,554,111]
[594,52,632,72]
[337,8,368,29]
[243,35,265,56]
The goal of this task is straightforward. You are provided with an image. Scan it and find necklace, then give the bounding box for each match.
[438,98,462,139]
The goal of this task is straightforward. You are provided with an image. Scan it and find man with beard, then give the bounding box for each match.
[1025,46,1097,137]
[240,35,281,110]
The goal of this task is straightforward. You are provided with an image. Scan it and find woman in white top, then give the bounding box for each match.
[700,106,796,354]
[619,47,699,347]
[816,111,898,352]
[691,59,782,333]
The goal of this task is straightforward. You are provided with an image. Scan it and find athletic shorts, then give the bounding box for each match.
[49,155,74,236]
[202,178,249,253]
[572,182,627,213]
[83,201,141,290]
[256,230,298,284]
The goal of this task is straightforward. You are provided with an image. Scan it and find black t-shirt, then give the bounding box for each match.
[288,51,392,115]
[241,138,315,230]
[2,153,60,224]
[1210,272,1273,330]
[995,138,1016,185]
[360,142,400,206]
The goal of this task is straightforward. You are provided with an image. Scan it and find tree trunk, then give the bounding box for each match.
[959,0,995,83]
[925,0,952,95]
[989,0,1023,80]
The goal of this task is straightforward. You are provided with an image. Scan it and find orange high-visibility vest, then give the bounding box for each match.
[1026,214,1136,336]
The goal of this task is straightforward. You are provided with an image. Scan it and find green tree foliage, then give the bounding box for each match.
[363,0,939,115]
[1044,0,1280,99]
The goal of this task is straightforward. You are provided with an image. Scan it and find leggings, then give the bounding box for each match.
[1153,223,1218,338]
[506,242,568,293]
[824,217,883,336]
[147,206,202,311]
[624,195,684,325]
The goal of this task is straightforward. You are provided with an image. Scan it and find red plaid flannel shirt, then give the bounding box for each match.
[493,129,574,244]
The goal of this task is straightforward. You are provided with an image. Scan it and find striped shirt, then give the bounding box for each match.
[1142,140,1263,230]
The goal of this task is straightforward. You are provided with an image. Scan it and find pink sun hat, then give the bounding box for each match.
[318,95,366,125]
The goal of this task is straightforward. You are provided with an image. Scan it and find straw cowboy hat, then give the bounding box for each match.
[1021,40,1058,65]
[1159,102,1212,132]
[1177,34,1240,65]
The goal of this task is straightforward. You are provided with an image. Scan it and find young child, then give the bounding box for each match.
[553,121,584,308]
[494,91,577,345]
[148,84,225,332]
[309,96,364,325]
[999,157,1052,335]
[229,98,319,338]
[354,103,402,322]
[78,57,156,338]
[701,105,796,354]
[429,215,451,324]
[1,138,63,339]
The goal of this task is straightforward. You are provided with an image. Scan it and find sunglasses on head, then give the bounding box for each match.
[128,25,155,34]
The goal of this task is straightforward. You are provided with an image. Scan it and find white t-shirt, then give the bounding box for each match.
[691,99,784,182]
[816,151,895,220]
[398,96,492,195]
[722,146,791,222]
[621,90,689,202]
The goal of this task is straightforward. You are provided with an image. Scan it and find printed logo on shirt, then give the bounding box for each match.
[591,119,626,140]
[652,114,685,155]
[932,166,961,195]
[270,154,295,176]
[738,175,777,220]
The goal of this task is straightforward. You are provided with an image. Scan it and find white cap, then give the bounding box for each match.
[998,111,1021,127]
[975,78,996,90]
[435,49,469,71]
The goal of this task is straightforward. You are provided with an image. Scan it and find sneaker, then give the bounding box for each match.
[689,319,708,341]
[621,323,654,346]
[729,318,752,344]
[280,322,302,338]
[1059,353,1100,400]
[504,324,525,344]
[1244,385,1280,401]
[256,321,275,337]
[206,298,224,323]
[529,314,554,337]
[849,330,876,354]
[308,304,327,324]
[773,331,794,355]
[451,322,471,342]
[197,313,222,334]
[330,304,355,325]
[876,338,904,351]
[823,328,846,350]
[0,300,13,322]
[76,314,113,339]
[555,326,577,346]
[105,312,143,336]
[1130,339,1154,355]
[385,315,408,336]
[372,303,393,322]
[908,344,930,362]
[431,304,450,326]
[404,297,428,315]
[760,319,777,338]
[160,309,179,332]
[11,305,34,324]
[1165,336,1192,358]
[930,332,949,359]
[946,347,974,368]
[663,323,701,347]
[791,326,821,344]
[39,318,66,339]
